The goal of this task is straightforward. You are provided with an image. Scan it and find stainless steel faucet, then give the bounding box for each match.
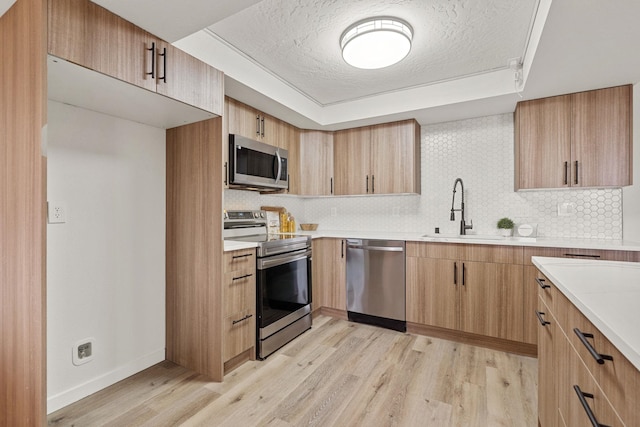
[450,178,473,235]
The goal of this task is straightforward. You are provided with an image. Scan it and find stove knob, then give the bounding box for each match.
[260,212,265,218]
[253,212,259,218]
[223,211,228,219]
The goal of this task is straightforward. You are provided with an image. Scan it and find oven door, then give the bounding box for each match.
[257,247,312,332]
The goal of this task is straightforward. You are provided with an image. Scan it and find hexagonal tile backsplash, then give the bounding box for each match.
[225,113,622,239]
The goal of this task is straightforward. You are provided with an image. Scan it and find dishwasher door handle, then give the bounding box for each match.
[346,245,404,252]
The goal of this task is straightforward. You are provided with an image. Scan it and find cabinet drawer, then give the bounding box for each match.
[223,270,255,316]
[223,309,255,362]
[535,271,558,315]
[224,249,255,272]
[523,247,640,265]
[407,242,522,264]
[566,301,639,426]
[562,342,624,427]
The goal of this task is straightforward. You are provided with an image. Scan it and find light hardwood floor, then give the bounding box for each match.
[48,316,538,426]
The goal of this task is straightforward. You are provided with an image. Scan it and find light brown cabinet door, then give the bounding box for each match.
[299,130,334,195]
[156,42,223,116]
[274,121,299,194]
[223,309,255,362]
[312,239,346,311]
[459,261,524,342]
[571,85,631,188]
[515,95,571,189]
[333,127,371,195]
[370,120,421,194]
[227,98,260,139]
[48,0,157,92]
[406,257,457,330]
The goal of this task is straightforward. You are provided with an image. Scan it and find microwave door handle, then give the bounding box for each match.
[275,149,282,183]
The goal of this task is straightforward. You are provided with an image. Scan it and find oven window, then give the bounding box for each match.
[258,256,310,328]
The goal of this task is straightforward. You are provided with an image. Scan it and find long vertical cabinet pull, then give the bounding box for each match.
[573,385,609,427]
[366,175,369,193]
[453,262,457,285]
[341,240,344,258]
[371,175,375,193]
[574,160,579,185]
[158,47,167,83]
[462,263,466,286]
[256,115,261,137]
[260,117,265,137]
[224,162,228,186]
[564,161,569,185]
[330,177,333,195]
[146,42,156,78]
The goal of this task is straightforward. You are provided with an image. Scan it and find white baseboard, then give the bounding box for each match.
[47,348,165,414]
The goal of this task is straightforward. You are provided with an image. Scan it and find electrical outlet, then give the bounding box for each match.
[330,207,337,217]
[557,202,576,217]
[48,201,67,224]
[72,338,95,366]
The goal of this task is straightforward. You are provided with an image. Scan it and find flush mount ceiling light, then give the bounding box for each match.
[340,17,413,70]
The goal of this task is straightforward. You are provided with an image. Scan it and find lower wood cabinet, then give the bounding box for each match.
[222,249,256,367]
[311,238,346,313]
[536,269,637,427]
[523,247,640,345]
[406,242,524,343]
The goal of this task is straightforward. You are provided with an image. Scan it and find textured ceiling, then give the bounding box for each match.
[209,0,538,105]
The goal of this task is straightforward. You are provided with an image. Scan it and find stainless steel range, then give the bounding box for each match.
[223,210,312,359]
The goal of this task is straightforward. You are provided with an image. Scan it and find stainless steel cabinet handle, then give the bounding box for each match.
[535,310,550,326]
[574,328,613,365]
[256,115,261,137]
[536,277,550,289]
[573,385,610,427]
[232,274,253,281]
[346,245,404,252]
[232,313,253,325]
[224,161,228,186]
[146,42,155,79]
[261,117,265,137]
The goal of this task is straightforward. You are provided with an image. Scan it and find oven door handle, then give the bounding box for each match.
[257,248,312,270]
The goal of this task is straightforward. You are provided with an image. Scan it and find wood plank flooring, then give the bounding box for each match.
[48,316,538,426]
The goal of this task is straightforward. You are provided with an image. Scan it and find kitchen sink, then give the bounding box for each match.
[420,233,505,241]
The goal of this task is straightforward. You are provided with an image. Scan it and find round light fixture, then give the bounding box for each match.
[340,17,413,70]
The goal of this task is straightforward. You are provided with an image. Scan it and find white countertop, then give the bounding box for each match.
[532,256,640,371]
[223,240,258,252]
[224,230,640,252]
[293,230,640,251]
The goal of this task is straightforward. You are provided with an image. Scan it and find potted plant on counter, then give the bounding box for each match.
[497,217,515,237]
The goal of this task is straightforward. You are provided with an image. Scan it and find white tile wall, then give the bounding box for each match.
[225,113,623,239]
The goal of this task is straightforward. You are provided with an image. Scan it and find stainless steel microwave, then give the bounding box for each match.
[229,134,289,191]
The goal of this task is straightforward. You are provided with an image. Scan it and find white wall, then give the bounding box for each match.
[228,113,623,240]
[623,84,640,241]
[46,101,166,413]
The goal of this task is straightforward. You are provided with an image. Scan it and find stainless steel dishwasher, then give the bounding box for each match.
[346,239,406,332]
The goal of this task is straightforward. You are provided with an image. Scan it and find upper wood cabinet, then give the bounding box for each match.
[226,97,299,193]
[333,119,421,195]
[48,0,223,116]
[515,85,632,190]
[299,130,334,196]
